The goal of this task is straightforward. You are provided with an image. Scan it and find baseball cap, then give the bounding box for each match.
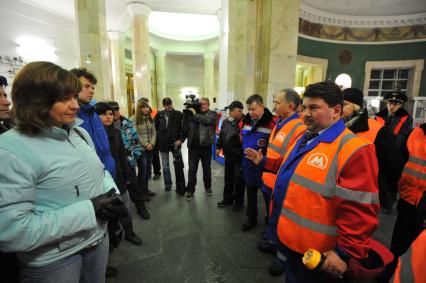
[225,101,244,111]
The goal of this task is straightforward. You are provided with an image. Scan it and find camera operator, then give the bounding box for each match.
[182,97,217,200]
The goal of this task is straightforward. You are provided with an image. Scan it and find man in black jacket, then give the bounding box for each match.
[182,97,218,200]
[155,97,186,195]
[375,91,413,148]
[342,88,404,214]
[216,101,245,211]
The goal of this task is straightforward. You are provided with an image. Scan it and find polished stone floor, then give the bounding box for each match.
[106,146,397,283]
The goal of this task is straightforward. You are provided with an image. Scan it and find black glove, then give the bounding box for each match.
[91,189,129,222]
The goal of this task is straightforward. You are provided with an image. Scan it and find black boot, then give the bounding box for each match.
[123,223,143,246]
[137,207,151,220]
[268,257,285,276]
[241,218,257,231]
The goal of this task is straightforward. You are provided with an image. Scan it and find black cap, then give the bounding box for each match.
[384,92,407,104]
[342,88,364,108]
[225,101,244,111]
[162,97,172,105]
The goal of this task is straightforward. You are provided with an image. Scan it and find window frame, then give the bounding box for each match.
[363,59,424,98]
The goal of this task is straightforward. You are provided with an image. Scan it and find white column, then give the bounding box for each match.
[127,2,151,110]
[154,50,167,104]
[204,53,215,108]
[217,4,229,109]
[108,30,128,116]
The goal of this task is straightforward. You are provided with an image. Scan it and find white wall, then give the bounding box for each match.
[0,0,78,88]
[165,54,204,110]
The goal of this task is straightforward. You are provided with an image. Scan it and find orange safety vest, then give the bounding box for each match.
[357,118,383,143]
[376,115,408,136]
[277,129,378,254]
[262,118,305,190]
[391,229,426,283]
[398,127,426,206]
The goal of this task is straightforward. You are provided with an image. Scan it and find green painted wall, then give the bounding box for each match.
[297,37,426,96]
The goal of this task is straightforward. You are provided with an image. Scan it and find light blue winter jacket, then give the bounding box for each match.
[0,121,117,267]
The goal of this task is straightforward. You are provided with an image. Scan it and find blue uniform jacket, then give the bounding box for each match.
[241,108,275,186]
[77,103,116,178]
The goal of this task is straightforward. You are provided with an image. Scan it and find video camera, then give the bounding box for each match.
[183,94,201,113]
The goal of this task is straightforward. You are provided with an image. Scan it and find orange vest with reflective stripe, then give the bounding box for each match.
[391,229,426,283]
[357,118,383,143]
[277,129,377,254]
[376,115,408,136]
[398,127,426,206]
[262,118,305,190]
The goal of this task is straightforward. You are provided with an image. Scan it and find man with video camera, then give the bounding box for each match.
[182,97,217,200]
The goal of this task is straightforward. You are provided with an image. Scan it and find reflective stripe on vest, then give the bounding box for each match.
[278,129,376,254]
[357,118,383,143]
[376,115,408,136]
[393,115,408,135]
[399,127,426,206]
[262,120,305,190]
[391,229,426,283]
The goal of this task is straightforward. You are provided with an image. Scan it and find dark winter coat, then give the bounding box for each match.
[155,109,184,152]
[182,110,217,148]
[349,110,404,202]
[105,124,130,194]
[376,107,413,148]
[216,117,243,163]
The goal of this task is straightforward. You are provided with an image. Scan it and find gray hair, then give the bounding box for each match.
[279,89,301,108]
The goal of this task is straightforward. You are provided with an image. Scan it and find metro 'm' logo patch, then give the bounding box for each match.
[307,153,328,170]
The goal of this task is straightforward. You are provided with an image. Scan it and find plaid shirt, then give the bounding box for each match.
[120,116,142,168]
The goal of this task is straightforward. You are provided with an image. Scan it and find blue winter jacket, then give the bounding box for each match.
[241,108,276,186]
[0,121,117,267]
[78,103,116,178]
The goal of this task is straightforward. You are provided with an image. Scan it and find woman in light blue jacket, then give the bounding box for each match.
[0,62,127,283]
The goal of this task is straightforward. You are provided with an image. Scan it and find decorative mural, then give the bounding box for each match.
[299,19,426,42]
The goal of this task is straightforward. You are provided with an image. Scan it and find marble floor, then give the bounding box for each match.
[106,146,397,283]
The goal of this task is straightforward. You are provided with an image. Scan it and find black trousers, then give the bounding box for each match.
[127,165,147,213]
[151,145,161,175]
[223,158,245,205]
[187,146,212,193]
[377,198,425,283]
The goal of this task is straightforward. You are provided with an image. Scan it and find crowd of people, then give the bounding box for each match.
[0,61,425,283]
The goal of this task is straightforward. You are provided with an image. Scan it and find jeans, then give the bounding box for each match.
[160,149,186,190]
[186,146,212,194]
[223,158,245,205]
[20,236,109,283]
[137,150,154,194]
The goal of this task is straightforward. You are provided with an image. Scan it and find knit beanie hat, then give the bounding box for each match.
[342,88,364,108]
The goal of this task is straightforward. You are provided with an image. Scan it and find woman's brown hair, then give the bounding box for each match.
[12,61,81,135]
[135,99,153,124]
